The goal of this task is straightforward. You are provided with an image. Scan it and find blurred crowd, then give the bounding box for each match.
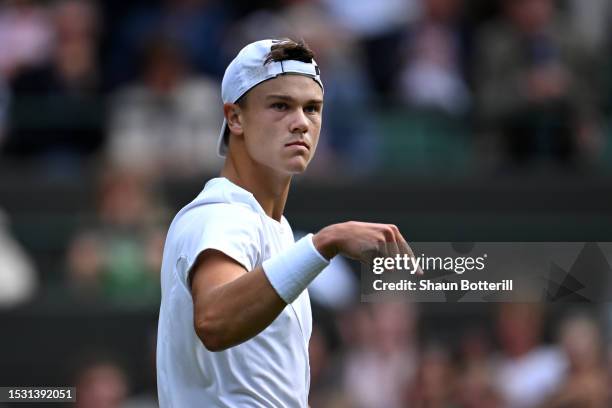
[1,0,612,407]
[33,302,611,408]
[0,0,611,176]
[306,302,612,408]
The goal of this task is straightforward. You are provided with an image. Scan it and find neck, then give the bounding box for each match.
[220,151,291,222]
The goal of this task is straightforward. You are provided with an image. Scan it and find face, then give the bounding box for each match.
[226,74,324,175]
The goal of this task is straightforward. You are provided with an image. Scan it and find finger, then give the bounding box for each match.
[386,241,400,271]
[388,225,410,258]
[390,226,408,254]
[393,226,424,276]
[408,242,423,275]
[378,225,399,273]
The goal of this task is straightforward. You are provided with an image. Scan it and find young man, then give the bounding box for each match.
[156,38,413,407]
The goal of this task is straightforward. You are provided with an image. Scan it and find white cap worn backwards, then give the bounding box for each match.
[217,39,323,157]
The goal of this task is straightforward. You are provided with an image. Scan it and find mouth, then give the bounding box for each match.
[284,141,310,150]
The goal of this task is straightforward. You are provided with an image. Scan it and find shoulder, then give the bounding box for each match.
[167,202,265,277]
[172,202,263,241]
[182,202,261,225]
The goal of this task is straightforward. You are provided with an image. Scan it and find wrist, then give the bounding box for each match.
[313,227,338,260]
[262,234,329,304]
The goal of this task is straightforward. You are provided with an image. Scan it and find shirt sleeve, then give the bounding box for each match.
[174,203,263,286]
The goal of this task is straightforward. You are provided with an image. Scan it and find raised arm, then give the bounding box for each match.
[192,221,414,351]
[191,251,285,351]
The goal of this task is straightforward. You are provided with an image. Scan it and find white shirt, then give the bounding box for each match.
[156,177,312,408]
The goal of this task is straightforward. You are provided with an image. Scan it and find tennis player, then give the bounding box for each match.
[156,38,413,407]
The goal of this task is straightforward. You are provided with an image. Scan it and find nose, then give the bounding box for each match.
[289,109,309,134]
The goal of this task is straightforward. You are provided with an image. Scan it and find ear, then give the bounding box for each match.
[224,103,243,136]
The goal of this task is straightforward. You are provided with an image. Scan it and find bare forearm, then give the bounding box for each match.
[194,222,410,351]
[194,230,338,351]
[194,266,286,351]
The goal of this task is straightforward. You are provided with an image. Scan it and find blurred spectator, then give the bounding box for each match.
[454,328,502,408]
[221,7,290,53]
[123,329,159,408]
[0,207,37,308]
[66,231,105,298]
[320,0,419,37]
[74,357,129,408]
[308,324,346,408]
[492,303,567,408]
[0,0,53,80]
[341,302,418,408]
[107,0,231,87]
[396,0,471,115]
[3,0,104,162]
[474,0,602,168]
[543,313,610,408]
[456,362,501,408]
[320,0,421,97]
[66,168,167,304]
[106,37,223,177]
[406,344,457,408]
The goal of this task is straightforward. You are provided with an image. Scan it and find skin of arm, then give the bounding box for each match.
[192,222,414,351]
[191,250,286,352]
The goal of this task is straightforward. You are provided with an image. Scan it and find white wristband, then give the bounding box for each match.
[262,233,330,304]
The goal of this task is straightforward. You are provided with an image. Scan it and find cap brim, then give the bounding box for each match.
[217,118,228,158]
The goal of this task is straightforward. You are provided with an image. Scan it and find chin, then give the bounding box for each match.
[284,157,309,174]
[285,165,308,175]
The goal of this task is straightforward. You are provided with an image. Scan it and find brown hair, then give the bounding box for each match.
[263,38,315,65]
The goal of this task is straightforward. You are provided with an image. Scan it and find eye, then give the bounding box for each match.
[271,102,288,111]
[304,105,321,114]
